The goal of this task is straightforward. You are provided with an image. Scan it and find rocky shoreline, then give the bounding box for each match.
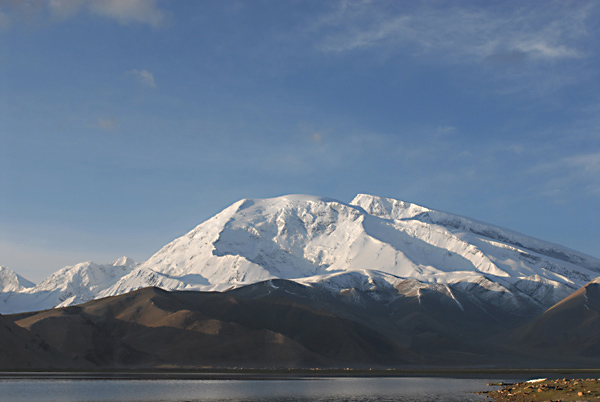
[483,378,600,401]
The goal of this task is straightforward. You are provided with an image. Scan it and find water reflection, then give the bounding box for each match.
[0,377,498,402]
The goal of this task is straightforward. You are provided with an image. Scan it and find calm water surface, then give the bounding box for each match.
[0,377,501,402]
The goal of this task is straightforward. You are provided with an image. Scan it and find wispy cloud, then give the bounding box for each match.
[533,152,600,174]
[87,0,166,28]
[531,152,600,199]
[565,153,600,174]
[0,0,45,27]
[0,0,167,28]
[127,69,156,88]
[48,0,82,20]
[312,1,592,63]
[435,125,457,139]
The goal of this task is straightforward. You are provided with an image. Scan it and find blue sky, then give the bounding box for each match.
[1,0,599,282]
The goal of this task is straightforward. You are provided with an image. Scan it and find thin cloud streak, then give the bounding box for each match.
[530,152,600,199]
[565,153,600,173]
[0,0,168,27]
[127,69,157,88]
[313,1,592,63]
[87,0,166,27]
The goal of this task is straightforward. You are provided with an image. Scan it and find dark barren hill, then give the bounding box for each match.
[5,284,415,369]
[3,278,600,369]
[0,313,89,369]
[8,278,600,369]
[505,277,600,365]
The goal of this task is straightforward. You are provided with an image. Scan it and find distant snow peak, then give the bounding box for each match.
[0,257,138,314]
[112,256,137,268]
[0,266,35,292]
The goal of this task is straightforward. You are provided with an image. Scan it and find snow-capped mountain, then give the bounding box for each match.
[1,194,599,314]
[105,194,599,313]
[0,257,137,313]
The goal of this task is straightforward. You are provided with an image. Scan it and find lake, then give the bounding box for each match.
[0,376,504,401]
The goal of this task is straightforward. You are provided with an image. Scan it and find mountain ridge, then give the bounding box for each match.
[1,193,598,314]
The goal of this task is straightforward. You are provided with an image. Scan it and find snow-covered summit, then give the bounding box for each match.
[105,195,362,295]
[350,193,431,220]
[102,194,599,308]
[111,256,137,269]
[35,257,137,294]
[0,266,35,293]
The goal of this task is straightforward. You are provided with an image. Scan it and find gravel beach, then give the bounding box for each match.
[483,378,600,401]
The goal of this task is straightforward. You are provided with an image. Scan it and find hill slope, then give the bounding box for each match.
[505,277,600,363]
[4,277,600,369]
[7,285,416,368]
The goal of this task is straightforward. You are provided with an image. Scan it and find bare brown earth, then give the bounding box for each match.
[483,378,600,401]
[4,285,415,369]
[505,281,600,361]
[0,313,89,369]
[2,277,600,369]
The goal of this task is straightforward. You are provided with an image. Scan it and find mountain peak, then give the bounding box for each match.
[271,194,340,203]
[107,194,600,306]
[235,194,348,213]
[0,266,35,292]
[350,194,431,220]
[2,193,599,314]
[111,256,136,268]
